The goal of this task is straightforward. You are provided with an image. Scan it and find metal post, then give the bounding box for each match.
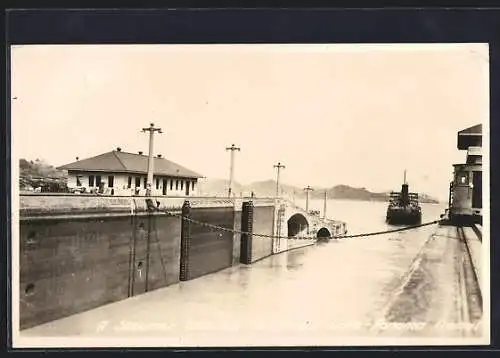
[142,123,163,196]
[180,201,191,281]
[273,162,285,198]
[226,144,240,198]
[304,185,314,213]
[240,201,254,264]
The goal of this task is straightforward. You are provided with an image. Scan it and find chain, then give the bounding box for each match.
[338,219,441,239]
[157,208,442,241]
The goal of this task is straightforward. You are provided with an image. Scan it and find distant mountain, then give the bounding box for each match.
[196,178,243,197]
[196,178,441,204]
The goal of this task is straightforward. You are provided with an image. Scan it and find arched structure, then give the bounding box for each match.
[316,227,331,239]
[272,198,347,253]
[287,213,309,237]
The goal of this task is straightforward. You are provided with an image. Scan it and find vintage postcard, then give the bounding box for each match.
[10,43,490,347]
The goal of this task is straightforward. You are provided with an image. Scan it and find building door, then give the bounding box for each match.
[472,171,482,209]
[162,179,167,195]
[185,180,190,196]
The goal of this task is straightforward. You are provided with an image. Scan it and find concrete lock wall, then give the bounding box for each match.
[19,196,184,330]
[18,196,215,329]
[180,206,235,281]
[20,215,146,330]
[251,205,275,262]
[232,209,242,266]
[134,214,182,293]
[18,195,306,330]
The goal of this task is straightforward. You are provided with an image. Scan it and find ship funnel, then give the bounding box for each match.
[401,183,409,205]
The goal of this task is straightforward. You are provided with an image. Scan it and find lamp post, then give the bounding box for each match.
[323,189,328,219]
[141,123,162,196]
[273,162,285,198]
[304,185,314,213]
[226,144,240,198]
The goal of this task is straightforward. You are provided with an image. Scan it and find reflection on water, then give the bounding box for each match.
[22,200,449,343]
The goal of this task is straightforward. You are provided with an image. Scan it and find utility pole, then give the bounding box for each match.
[226,144,240,198]
[304,185,314,213]
[142,123,163,196]
[323,189,328,219]
[273,162,285,198]
[141,122,162,293]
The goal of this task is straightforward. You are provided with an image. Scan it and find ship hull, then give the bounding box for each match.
[386,207,422,225]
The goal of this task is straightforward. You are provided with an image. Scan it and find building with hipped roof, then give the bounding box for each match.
[56,147,203,196]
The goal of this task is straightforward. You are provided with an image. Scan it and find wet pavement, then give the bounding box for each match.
[19,214,486,346]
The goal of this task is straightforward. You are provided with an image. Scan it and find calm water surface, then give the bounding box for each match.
[305,198,446,233]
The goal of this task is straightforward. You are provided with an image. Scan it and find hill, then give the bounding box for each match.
[19,158,68,192]
[195,178,244,197]
[197,178,441,204]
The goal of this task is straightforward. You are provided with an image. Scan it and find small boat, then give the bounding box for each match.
[386,171,422,225]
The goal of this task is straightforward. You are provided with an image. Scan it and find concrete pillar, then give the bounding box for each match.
[240,201,254,264]
[179,200,191,281]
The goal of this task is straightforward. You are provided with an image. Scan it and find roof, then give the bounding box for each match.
[457,124,482,150]
[458,124,482,135]
[56,151,203,178]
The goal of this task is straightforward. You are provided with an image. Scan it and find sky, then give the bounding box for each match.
[10,44,489,201]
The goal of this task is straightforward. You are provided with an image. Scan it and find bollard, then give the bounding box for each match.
[240,201,254,264]
[179,201,191,281]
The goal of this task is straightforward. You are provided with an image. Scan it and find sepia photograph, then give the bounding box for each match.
[10,43,489,347]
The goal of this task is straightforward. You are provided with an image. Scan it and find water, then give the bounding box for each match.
[300,198,446,234]
[21,199,452,346]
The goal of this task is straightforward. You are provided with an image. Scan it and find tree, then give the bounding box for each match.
[19,158,30,170]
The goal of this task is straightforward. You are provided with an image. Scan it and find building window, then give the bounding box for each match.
[156,178,159,190]
[456,172,469,185]
[127,176,132,188]
[88,175,95,187]
[143,177,147,189]
[96,175,102,187]
[192,181,195,191]
[176,180,179,190]
[76,175,82,187]
[170,179,173,190]
[108,176,114,188]
[181,180,184,190]
[135,177,141,188]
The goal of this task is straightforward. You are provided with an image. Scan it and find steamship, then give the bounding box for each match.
[386,171,422,225]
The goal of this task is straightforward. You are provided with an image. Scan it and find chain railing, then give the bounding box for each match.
[157,207,442,241]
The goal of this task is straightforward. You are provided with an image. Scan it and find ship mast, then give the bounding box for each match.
[403,169,407,185]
